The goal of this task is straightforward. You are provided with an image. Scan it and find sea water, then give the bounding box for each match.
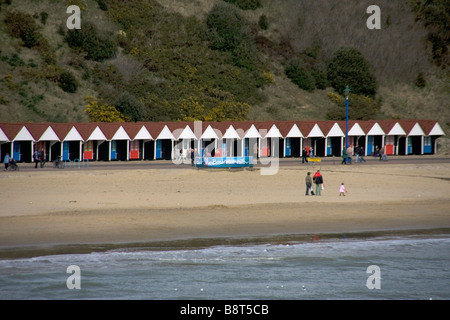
[0,234,449,300]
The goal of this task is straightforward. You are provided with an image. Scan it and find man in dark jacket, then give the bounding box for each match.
[313,170,324,196]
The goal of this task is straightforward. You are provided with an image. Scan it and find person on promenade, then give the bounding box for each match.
[190,148,195,167]
[302,148,309,164]
[305,172,312,195]
[346,145,353,164]
[313,170,323,196]
[33,150,40,168]
[3,153,11,170]
[358,146,366,163]
[354,145,360,163]
[341,148,347,165]
[339,183,348,196]
[39,149,45,168]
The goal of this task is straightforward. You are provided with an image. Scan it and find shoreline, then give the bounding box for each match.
[1,226,450,259]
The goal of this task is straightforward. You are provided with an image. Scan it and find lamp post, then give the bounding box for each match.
[344,85,350,149]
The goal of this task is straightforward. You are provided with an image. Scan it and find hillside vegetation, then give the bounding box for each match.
[0,0,448,144]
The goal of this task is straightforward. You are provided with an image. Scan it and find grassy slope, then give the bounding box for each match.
[0,0,448,151]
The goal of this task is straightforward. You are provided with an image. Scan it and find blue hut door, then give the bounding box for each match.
[111,141,117,160]
[424,136,432,154]
[285,138,291,157]
[244,138,249,157]
[156,140,162,159]
[63,141,70,160]
[407,137,412,154]
[13,142,20,161]
[367,136,374,155]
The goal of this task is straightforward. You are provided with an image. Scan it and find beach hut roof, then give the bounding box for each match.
[112,126,131,140]
[222,125,241,140]
[347,122,366,136]
[39,126,60,141]
[325,122,345,137]
[171,124,196,140]
[201,124,220,140]
[365,122,385,136]
[157,125,175,140]
[285,123,304,138]
[418,120,445,136]
[306,123,325,138]
[0,127,8,142]
[387,122,406,136]
[87,126,107,141]
[407,122,425,136]
[243,124,262,139]
[264,124,283,138]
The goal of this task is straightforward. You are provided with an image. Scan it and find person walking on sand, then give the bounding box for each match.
[313,170,323,196]
[305,172,312,195]
[339,183,348,196]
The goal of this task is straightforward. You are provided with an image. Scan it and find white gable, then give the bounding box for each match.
[223,125,241,139]
[286,124,303,138]
[429,123,445,136]
[175,125,196,140]
[201,125,220,140]
[348,123,365,136]
[367,123,385,136]
[327,123,345,137]
[408,123,425,136]
[264,124,283,138]
[40,126,60,141]
[0,128,10,141]
[307,124,324,138]
[112,126,131,140]
[64,126,84,141]
[134,125,153,140]
[157,125,174,140]
[88,126,107,141]
[14,126,35,141]
[388,123,406,136]
[244,124,262,139]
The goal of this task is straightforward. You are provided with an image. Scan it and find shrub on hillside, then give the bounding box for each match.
[327,47,377,97]
[64,22,117,61]
[285,58,315,92]
[5,10,40,48]
[59,71,78,93]
[114,91,144,122]
[206,3,258,69]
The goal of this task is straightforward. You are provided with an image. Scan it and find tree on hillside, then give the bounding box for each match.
[326,92,379,121]
[327,47,377,97]
[206,2,258,70]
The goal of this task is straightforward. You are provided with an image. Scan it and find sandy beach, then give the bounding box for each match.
[1,159,449,257]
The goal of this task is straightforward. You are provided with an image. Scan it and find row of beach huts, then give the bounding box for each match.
[0,119,446,163]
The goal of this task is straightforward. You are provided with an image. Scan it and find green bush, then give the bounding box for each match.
[327,47,377,97]
[59,71,78,93]
[40,11,48,25]
[285,58,315,92]
[258,14,269,30]
[114,91,144,122]
[414,72,426,88]
[64,22,117,61]
[206,3,258,69]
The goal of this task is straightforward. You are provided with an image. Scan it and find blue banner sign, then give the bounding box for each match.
[195,157,254,168]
